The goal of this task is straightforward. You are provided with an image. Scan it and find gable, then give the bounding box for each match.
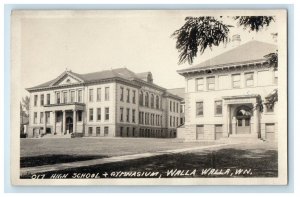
[50,72,84,87]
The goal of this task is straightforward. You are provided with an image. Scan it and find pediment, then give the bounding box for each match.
[50,71,84,87]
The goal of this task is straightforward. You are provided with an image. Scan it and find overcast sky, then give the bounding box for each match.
[18,10,278,98]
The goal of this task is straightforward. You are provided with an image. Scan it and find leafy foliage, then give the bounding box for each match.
[21,96,30,117]
[265,89,278,110]
[264,51,278,69]
[233,16,275,32]
[172,16,275,64]
[172,17,232,64]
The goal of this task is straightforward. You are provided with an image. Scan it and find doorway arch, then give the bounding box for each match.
[66,117,73,134]
[235,105,252,134]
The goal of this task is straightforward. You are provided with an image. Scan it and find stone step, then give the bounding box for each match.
[41,134,72,138]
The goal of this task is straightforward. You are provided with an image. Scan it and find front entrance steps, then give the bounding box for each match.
[41,133,72,138]
[219,134,263,143]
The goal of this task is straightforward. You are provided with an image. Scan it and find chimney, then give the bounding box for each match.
[231,34,241,47]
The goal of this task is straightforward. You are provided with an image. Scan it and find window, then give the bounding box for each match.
[176,117,179,126]
[196,78,204,91]
[89,89,93,102]
[176,103,179,113]
[245,72,254,87]
[173,102,175,112]
[126,108,130,122]
[120,87,124,101]
[196,125,204,140]
[139,91,143,106]
[173,117,175,127]
[274,70,278,84]
[145,92,149,107]
[40,94,44,106]
[151,94,154,108]
[105,87,109,101]
[88,127,93,136]
[156,96,159,109]
[180,104,184,113]
[120,107,124,122]
[126,127,129,137]
[89,108,93,121]
[46,112,50,124]
[77,111,82,122]
[170,116,172,127]
[40,112,44,123]
[120,127,124,137]
[232,74,241,88]
[265,104,274,113]
[105,107,109,120]
[170,101,172,111]
[127,89,130,103]
[215,100,223,115]
[132,109,136,123]
[78,90,82,102]
[132,90,136,104]
[56,92,60,104]
[97,88,101,101]
[96,127,101,136]
[207,77,215,90]
[104,127,109,136]
[70,91,75,103]
[63,92,68,103]
[46,94,50,105]
[97,108,101,121]
[34,95,38,106]
[196,102,203,116]
[33,112,37,124]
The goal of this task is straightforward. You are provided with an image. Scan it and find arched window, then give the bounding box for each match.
[139,91,143,106]
[236,106,252,127]
[156,95,159,109]
[151,94,154,108]
[145,92,149,107]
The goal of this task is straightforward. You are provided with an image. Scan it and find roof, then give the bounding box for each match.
[178,40,277,73]
[167,88,185,99]
[27,68,165,93]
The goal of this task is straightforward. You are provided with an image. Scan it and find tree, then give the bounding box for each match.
[172,16,275,64]
[21,96,30,117]
[172,16,278,111]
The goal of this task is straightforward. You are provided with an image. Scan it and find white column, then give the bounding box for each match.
[73,110,77,134]
[232,117,237,135]
[52,111,56,134]
[43,111,46,134]
[62,110,66,135]
[252,103,259,137]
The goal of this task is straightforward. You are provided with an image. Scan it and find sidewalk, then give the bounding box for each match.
[20,143,237,176]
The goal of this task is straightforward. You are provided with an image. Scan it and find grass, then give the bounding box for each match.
[21,141,278,178]
[20,138,217,167]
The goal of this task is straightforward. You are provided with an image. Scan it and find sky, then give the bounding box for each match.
[18,10,278,99]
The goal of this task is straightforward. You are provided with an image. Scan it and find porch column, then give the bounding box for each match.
[52,111,56,134]
[43,111,46,134]
[62,110,66,135]
[224,104,230,137]
[232,116,237,135]
[73,110,77,134]
[252,103,259,137]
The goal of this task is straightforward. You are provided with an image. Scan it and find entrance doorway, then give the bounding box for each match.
[236,106,252,134]
[66,117,73,133]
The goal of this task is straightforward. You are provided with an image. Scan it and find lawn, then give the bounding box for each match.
[20,138,217,167]
[21,141,278,178]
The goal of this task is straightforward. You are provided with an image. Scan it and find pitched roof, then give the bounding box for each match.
[178,40,277,73]
[167,88,185,99]
[27,68,165,92]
